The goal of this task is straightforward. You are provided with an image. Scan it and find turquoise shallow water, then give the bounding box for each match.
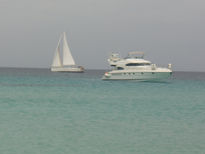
[0,68,205,154]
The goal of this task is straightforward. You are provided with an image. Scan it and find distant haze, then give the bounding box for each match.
[0,0,205,71]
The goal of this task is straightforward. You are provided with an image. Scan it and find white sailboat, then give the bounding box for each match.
[51,32,84,72]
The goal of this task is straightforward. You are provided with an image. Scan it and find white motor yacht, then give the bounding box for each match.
[102,52,172,80]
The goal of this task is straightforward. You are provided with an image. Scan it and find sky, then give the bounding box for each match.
[0,0,205,71]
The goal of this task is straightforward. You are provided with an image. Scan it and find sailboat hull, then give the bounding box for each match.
[51,66,84,72]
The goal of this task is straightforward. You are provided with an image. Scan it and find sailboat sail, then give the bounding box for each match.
[63,32,75,65]
[52,36,62,67]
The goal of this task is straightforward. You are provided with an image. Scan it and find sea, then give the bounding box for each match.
[0,68,204,154]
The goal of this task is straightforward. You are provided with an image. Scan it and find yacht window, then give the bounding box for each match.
[117,67,124,70]
[126,63,150,66]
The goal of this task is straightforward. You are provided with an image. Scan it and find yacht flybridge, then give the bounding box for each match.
[51,32,84,72]
[102,52,172,80]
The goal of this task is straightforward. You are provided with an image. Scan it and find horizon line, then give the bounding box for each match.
[0,66,204,73]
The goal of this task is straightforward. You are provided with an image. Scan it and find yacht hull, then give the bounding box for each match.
[102,71,172,80]
[51,66,84,72]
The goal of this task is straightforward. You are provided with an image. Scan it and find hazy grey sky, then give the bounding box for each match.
[0,0,205,71]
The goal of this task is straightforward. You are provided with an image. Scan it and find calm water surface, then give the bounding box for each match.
[0,68,205,154]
